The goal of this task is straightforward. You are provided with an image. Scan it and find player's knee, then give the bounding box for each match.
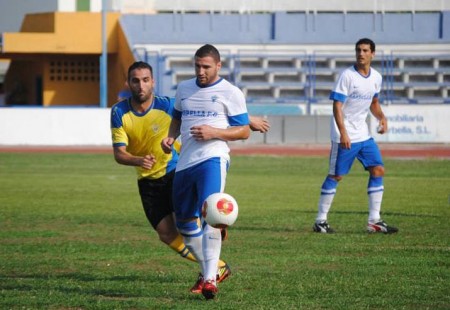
[329,175,343,182]
[370,166,384,177]
[157,231,177,245]
[155,214,179,245]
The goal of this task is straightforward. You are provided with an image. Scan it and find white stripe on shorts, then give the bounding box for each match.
[328,142,339,176]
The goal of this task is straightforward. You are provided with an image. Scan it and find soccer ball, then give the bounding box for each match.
[202,192,239,228]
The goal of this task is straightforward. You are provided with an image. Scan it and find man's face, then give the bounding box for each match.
[355,43,374,66]
[128,68,154,104]
[195,55,221,86]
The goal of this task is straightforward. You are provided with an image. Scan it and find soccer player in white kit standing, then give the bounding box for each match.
[312,38,398,234]
[161,44,250,299]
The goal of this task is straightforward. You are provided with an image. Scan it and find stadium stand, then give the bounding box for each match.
[1,0,449,108]
[119,5,450,107]
[133,48,450,105]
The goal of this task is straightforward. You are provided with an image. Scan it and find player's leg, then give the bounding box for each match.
[314,177,339,233]
[367,165,384,224]
[173,166,209,293]
[359,138,384,223]
[358,138,398,234]
[138,175,196,261]
[314,141,357,233]
[196,157,228,299]
[154,215,231,291]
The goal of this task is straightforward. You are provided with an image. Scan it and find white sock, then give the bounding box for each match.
[368,191,383,223]
[368,175,384,223]
[184,234,205,274]
[316,177,338,222]
[202,224,222,282]
[316,193,336,222]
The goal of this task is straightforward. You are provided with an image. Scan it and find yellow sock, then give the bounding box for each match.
[169,234,196,262]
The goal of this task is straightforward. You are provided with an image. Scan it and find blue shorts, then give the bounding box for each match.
[172,157,229,221]
[328,138,383,176]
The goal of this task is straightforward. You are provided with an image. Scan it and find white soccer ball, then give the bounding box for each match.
[202,192,239,228]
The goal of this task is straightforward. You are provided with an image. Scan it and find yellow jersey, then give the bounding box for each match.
[111,96,178,180]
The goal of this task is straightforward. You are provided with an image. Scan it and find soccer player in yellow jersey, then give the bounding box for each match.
[111,61,269,294]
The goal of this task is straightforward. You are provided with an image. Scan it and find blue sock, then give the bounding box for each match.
[321,176,338,194]
[368,176,383,194]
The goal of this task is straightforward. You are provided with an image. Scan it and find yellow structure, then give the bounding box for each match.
[0,12,135,107]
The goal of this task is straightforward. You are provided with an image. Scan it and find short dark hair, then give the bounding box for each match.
[195,44,221,63]
[355,38,376,52]
[127,61,153,81]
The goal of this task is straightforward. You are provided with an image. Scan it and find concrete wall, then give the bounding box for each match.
[1,105,449,146]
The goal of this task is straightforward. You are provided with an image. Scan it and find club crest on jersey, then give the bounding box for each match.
[152,124,159,132]
[211,95,218,103]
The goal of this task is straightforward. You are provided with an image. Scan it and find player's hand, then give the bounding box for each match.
[250,117,270,133]
[340,134,351,149]
[377,118,388,134]
[141,154,156,170]
[190,125,217,141]
[161,137,175,154]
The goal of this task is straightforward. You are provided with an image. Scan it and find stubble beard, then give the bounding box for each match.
[132,91,151,105]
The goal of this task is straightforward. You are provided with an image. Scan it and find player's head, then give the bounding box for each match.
[355,38,376,52]
[194,44,222,86]
[127,61,155,104]
[355,38,375,67]
[127,61,153,81]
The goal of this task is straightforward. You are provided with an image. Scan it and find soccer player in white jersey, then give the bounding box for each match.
[162,44,250,299]
[312,38,398,234]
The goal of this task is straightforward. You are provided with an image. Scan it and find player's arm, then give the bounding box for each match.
[161,118,181,154]
[333,100,351,149]
[370,97,388,134]
[190,124,250,141]
[113,146,156,170]
[249,116,270,133]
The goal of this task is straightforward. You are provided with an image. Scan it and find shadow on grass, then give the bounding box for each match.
[0,272,202,302]
[292,210,439,218]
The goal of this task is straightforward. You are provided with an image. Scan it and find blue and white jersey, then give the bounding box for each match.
[173,77,249,171]
[329,65,382,143]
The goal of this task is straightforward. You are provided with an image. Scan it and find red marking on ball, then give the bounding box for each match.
[217,198,234,215]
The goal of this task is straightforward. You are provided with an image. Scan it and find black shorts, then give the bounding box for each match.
[137,170,175,229]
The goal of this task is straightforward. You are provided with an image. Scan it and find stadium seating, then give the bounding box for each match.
[143,49,450,104]
[121,8,450,105]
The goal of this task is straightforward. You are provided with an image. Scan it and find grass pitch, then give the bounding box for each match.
[0,152,449,309]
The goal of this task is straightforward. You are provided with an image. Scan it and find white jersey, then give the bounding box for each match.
[329,65,382,143]
[174,77,249,171]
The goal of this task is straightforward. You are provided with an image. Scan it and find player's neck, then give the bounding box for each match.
[355,63,371,76]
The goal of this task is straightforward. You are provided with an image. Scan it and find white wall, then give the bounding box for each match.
[370,105,450,143]
[0,105,449,146]
[0,108,111,146]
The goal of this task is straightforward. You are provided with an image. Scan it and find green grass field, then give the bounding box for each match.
[0,152,449,309]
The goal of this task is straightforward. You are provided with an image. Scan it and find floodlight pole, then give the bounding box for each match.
[99,0,108,108]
